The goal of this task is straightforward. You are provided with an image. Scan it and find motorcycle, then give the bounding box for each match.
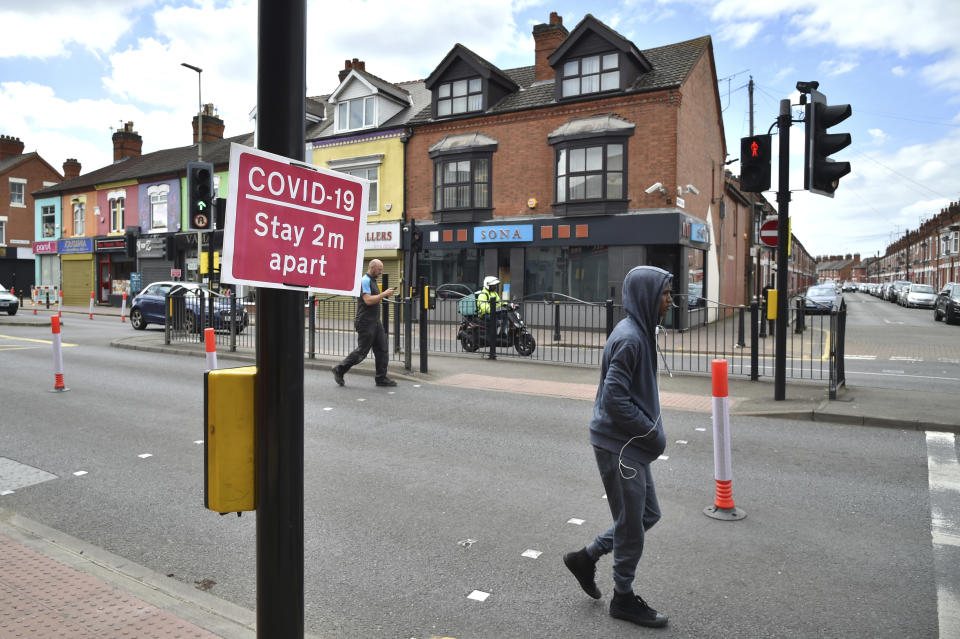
[458,302,536,356]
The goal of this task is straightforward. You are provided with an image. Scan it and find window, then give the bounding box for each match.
[9,179,25,206]
[437,77,482,116]
[148,184,169,230]
[72,199,85,236]
[108,192,125,233]
[556,143,624,202]
[0,220,5,245]
[342,167,378,213]
[41,205,56,238]
[434,158,490,210]
[417,248,485,290]
[524,246,608,302]
[337,96,375,131]
[561,53,619,98]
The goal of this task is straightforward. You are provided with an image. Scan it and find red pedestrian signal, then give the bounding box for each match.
[740,135,771,193]
[751,141,759,157]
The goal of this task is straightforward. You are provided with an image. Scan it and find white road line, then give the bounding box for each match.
[850,370,960,382]
[467,590,490,602]
[926,431,960,637]
[521,549,542,559]
[566,518,585,526]
[846,355,877,360]
[890,356,923,362]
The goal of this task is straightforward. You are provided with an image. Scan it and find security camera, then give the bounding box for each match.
[645,182,664,195]
[685,184,700,196]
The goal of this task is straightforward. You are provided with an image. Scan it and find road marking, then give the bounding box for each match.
[138,453,152,459]
[521,549,542,559]
[890,356,923,362]
[467,590,490,602]
[939,358,960,365]
[0,334,77,347]
[850,370,960,382]
[883,319,905,325]
[676,440,688,445]
[567,518,585,526]
[926,432,960,637]
[194,440,204,444]
[73,471,87,476]
[658,455,669,461]
[845,355,877,360]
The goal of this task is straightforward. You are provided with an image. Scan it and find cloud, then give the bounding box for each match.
[819,59,859,76]
[891,65,907,77]
[868,128,887,144]
[716,21,764,48]
[0,1,151,59]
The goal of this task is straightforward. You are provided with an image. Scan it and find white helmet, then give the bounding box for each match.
[483,276,500,289]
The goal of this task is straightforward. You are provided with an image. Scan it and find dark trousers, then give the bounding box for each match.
[338,318,388,379]
[586,446,661,594]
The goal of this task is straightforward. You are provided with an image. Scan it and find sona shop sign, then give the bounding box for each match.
[474,224,533,243]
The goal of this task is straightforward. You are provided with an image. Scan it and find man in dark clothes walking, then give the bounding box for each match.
[332,258,396,387]
[563,265,673,629]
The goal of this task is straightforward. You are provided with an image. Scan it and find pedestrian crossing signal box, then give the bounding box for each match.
[204,365,257,514]
[766,289,777,320]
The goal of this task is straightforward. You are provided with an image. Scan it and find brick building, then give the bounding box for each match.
[403,13,727,327]
[0,135,62,293]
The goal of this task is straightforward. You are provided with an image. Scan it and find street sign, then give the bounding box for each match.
[760,218,778,247]
[221,143,368,295]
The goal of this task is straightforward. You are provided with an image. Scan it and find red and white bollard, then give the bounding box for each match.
[33,288,37,315]
[120,292,127,322]
[57,290,63,319]
[50,316,69,392]
[88,291,95,319]
[704,359,745,520]
[205,327,218,371]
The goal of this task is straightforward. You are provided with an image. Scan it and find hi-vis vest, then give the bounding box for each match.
[477,289,500,317]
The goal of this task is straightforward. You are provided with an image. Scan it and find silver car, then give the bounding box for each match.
[903,284,937,309]
[0,285,19,315]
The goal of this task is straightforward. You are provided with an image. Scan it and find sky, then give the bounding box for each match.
[2,0,959,259]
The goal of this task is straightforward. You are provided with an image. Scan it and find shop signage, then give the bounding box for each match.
[364,222,400,250]
[137,236,167,258]
[59,238,94,254]
[131,272,142,292]
[691,223,709,243]
[171,268,183,278]
[95,238,126,252]
[222,143,368,295]
[474,224,533,243]
[33,240,58,254]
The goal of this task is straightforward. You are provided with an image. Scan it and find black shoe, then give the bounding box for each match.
[563,548,601,599]
[332,366,345,386]
[375,377,397,387]
[610,592,668,628]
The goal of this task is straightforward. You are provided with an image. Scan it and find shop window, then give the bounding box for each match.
[336,96,375,132]
[0,220,5,244]
[148,184,169,231]
[41,205,56,237]
[9,179,26,206]
[561,53,619,98]
[436,77,483,117]
[416,248,484,290]
[524,245,608,302]
[688,248,706,308]
[72,199,85,236]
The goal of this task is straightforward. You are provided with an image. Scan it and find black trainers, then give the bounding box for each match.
[332,366,345,386]
[562,548,601,599]
[375,377,397,387]
[610,591,668,628]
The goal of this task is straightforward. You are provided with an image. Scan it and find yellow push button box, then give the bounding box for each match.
[766,289,778,320]
[204,365,257,513]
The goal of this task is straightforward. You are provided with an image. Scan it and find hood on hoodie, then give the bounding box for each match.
[622,265,672,336]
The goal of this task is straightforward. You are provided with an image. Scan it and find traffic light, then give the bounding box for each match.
[124,232,137,258]
[804,89,851,197]
[411,229,423,253]
[740,134,771,193]
[187,161,214,229]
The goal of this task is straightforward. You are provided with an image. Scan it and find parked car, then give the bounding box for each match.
[435,282,476,300]
[803,284,842,314]
[934,282,960,324]
[129,281,247,332]
[902,284,937,309]
[842,282,857,292]
[0,284,18,315]
[888,280,911,303]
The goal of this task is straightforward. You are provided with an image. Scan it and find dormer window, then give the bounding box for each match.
[337,96,375,131]
[561,53,619,97]
[437,77,482,116]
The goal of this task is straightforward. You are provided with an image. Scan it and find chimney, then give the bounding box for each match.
[338,58,365,83]
[112,122,142,162]
[533,12,568,82]
[192,103,225,143]
[62,158,81,179]
[0,134,25,160]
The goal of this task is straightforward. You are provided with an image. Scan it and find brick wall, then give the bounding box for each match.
[1,156,62,245]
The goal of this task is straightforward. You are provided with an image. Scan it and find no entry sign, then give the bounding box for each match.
[759,218,778,248]
[221,143,368,295]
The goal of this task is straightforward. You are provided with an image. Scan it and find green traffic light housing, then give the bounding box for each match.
[187,161,215,230]
[804,89,852,198]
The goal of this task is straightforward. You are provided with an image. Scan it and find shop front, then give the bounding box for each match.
[363,221,402,291]
[32,240,60,301]
[94,236,133,306]
[59,237,95,306]
[415,210,712,329]
[0,246,35,296]
[135,234,176,291]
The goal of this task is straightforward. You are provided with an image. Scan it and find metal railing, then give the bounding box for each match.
[168,288,847,395]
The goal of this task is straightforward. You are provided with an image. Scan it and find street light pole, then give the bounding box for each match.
[181,62,203,284]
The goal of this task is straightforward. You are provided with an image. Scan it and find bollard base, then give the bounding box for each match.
[49,387,71,393]
[703,505,746,521]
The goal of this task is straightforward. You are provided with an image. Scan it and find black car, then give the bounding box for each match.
[934,282,960,324]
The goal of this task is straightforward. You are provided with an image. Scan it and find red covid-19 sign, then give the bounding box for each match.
[221,143,368,295]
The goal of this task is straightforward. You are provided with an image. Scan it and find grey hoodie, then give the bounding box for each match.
[589,266,672,466]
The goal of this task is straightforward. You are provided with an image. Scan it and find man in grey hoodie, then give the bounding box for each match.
[564,265,672,629]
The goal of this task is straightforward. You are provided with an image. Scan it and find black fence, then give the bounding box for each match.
[165,288,847,394]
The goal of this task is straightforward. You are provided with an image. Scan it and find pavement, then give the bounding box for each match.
[1,301,958,638]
